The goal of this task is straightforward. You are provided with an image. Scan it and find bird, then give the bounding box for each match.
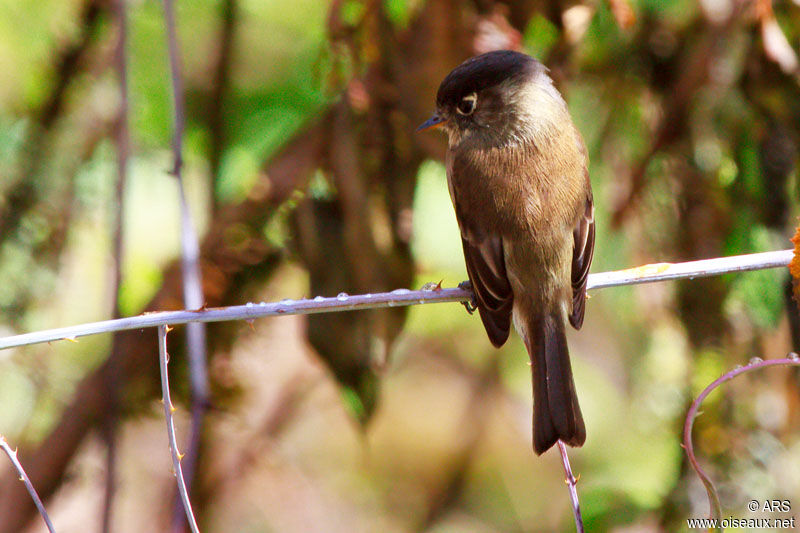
[418,50,595,455]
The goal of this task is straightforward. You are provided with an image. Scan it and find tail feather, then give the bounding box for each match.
[527,313,585,455]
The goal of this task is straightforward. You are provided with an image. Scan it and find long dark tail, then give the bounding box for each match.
[525,312,585,455]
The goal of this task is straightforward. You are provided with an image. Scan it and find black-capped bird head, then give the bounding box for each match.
[418,50,568,149]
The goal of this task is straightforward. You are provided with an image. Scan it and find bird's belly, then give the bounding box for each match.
[503,229,571,287]
[492,185,575,309]
[488,179,574,245]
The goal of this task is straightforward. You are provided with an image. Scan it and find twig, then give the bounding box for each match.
[558,440,583,533]
[162,0,209,525]
[207,0,237,208]
[682,354,800,528]
[102,1,130,530]
[158,325,200,533]
[586,249,793,290]
[0,436,56,533]
[111,0,130,323]
[0,249,792,351]
[163,0,185,179]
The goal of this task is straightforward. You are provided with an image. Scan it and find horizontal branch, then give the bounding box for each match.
[586,248,793,289]
[0,249,792,351]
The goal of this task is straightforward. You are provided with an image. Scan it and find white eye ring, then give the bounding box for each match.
[456,92,477,115]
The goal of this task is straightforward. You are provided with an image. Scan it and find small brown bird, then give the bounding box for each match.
[419,50,595,454]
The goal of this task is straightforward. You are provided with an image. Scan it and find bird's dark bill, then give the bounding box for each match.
[416,113,447,132]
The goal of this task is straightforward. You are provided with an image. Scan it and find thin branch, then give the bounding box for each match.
[162,0,209,525]
[682,354,800,527]
[207,0,237,208]
[0,124,293,531]
[161,0,206,341]
[111,0,130,322]
[163,0,185,178]
[0,436,56,533]
[585,249,793,290]
[158,326,200,533]
[102,0,130,529]
[0,249,792,351]
[557,441,583,533]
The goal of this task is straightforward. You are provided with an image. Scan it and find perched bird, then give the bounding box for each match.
[418,50,595,454]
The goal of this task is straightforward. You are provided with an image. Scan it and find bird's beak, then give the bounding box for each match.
[416,113,447,132]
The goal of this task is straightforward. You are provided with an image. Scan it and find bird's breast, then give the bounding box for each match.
[449,135,586,243]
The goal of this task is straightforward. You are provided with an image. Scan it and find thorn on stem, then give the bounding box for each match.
[420,280,444,291]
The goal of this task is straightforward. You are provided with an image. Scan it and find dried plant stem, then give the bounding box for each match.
[103,0,130,529]
[158,325,200,533]
[0,436,56,533]
[586,249,792,290]
[682,354,800,527]
[558,440,583,533]
[0,249,792,351]
[162,0,209,524]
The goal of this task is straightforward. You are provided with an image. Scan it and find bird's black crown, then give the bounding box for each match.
[436,50,541,109]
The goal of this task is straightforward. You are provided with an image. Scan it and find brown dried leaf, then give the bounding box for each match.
[789,221,800,304]
[609,0,636,29]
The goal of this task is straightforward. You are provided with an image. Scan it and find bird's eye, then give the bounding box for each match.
[456,93,477,115]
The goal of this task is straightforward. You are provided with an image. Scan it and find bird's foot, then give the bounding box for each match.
[458,280,477,314]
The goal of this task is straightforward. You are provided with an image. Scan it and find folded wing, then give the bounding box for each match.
[569,195,595,330]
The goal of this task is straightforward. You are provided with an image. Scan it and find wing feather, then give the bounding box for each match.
[461,236,513,346]
[448,153,514,347]
[569,195,595,330]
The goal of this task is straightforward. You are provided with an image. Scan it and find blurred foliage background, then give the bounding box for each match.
[1,0,800,531]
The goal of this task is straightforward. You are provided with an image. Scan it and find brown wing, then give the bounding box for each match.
[460,235,513,346]
[568,194,595,330]
[448,154,514,347]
